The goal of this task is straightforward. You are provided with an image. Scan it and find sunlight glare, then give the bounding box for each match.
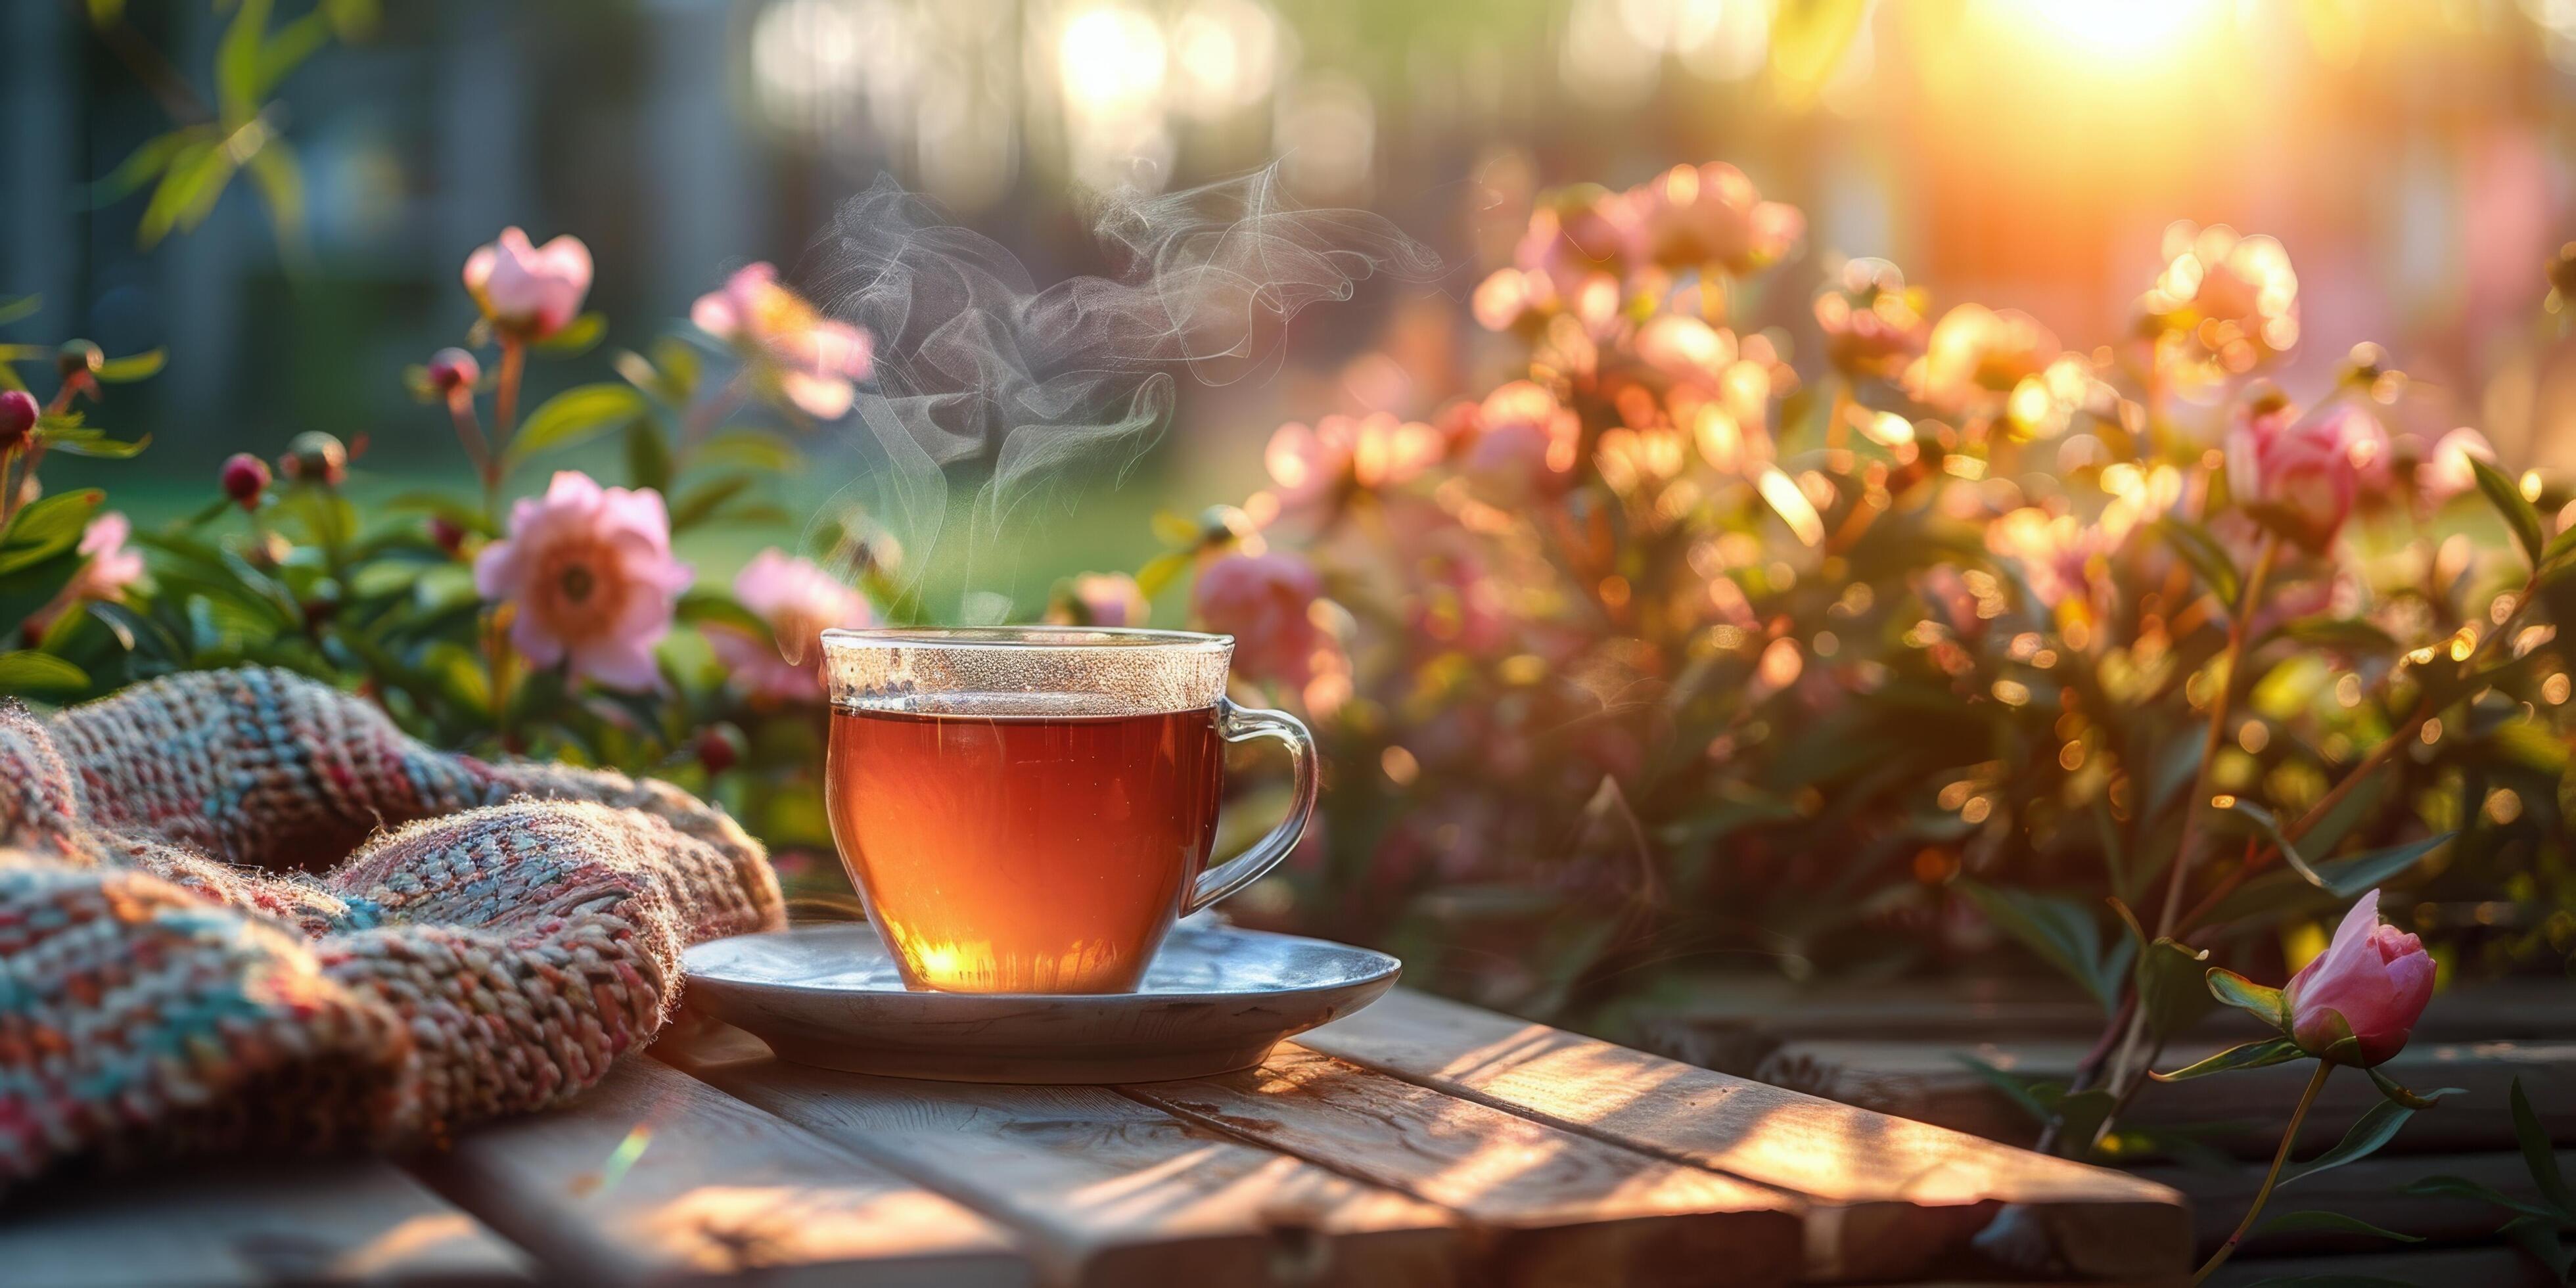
[1985,0,2222,64]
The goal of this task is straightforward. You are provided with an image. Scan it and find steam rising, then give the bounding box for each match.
[808,166,1442,616]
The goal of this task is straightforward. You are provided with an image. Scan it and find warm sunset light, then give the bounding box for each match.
[1985,0,2225,65]
[17,5,2576,1283]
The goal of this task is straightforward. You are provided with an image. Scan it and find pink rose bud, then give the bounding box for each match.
[428,348,481,393]
[280,431,350,487]
[220,452,271,510]
[56,340,102,380]
[2223,388,2366,551]
[462,227,593,340]
[2283,888,2435,1067]
[1192,551,1323,685]
[428,514,468,555]
[0,390,37,451]
[696,722,747,774]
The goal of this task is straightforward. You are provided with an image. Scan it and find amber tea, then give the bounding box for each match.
[819,627,1316,996]
[828,704,1224,994]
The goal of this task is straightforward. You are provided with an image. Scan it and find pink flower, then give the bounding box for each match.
[1456,381,1581,501]
[1193,551,1323,685]
[1047,572,1149,629]
[2283,889,2435,1067]
[1814,258,1930,380]
[1907,304,2061,413]
[1986,507,2109,620]
[1264,413,1443,510]
[2225,395,2368,550]
[1478,187,1644,330]
[2417,426,2496,510]
[691,262,875,420]
[22,513,143,641]
[705,548,872,703]
[474,471,691,691]
[1633,162,1803,274]
[463,228,593,340]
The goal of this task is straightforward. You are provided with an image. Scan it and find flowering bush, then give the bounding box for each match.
[0,239,877,877]
[1092,160,2576,1162]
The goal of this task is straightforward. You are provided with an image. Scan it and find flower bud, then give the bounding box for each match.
[696,722,747,774]
[279,431,350,487]
[428,513,468,555]
[56,340,103,380]
[221,452,271,509]
[428,348,481,394]
[0,389,37,451]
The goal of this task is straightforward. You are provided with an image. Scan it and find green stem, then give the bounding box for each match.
[2154,529,2280,938]
[2194,1061,2332,1285]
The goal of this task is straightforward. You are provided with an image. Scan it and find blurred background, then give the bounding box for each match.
[9,0,2576,595]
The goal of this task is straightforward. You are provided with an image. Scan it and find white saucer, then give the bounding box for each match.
[679,919,1402,1084]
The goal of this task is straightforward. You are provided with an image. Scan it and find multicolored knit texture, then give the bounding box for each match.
[0,668,785,1184]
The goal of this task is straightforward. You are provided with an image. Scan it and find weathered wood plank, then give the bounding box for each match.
[413,1055,1030,1287]
[0,1159,538,1287]
[1294,988,2190,1283]
[2203,1240,2573,1287]
[1756,1038,2576,1155]
[659,1023,1461,1288]
[1122,1044,1804,1287]
[1617,978,2576,1078]
[2134,1148,2576,1256]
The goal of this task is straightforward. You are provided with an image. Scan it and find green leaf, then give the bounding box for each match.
[2212,796,2330,890]
[91,348,164,381]
[676,589,772,641]
[2540,521,2576,570]
[2203,834,2456,928]
[2152,1037,2305,1082]
[2470,456,2546,564]
[2252,1210,2422,1243]
[0,651,89,693]
[1956,881,2130,1011]
[625,420,674,494]
[1952,1054,2057,1124]
[668,476,754,532]
[503,383,648,470]
[2364,1067,2453,1111]
[2512,1077,2575,1213]
[138,140,237,248]
[0,296,40,327]
[2500,1213,2576,1281]
[2276,617,2401,656]
[1768,0,1870,99]
[214,0,273,123]
[244,138,308,262]
[2280,1088,2459,1187]
[531,311,607,357]
[2046,1088,2117,1152]
[0,549,83,636]
[690,427,798,474]
[2402,1174,2567,1220]
[2207,967,2291,1030]
[0,490,104,574]
[2154,518,2241,605]
[2137,937,2218,1041]
[651,336,703,403]
[1135,550,1192,599]
[1151,508,1202,547]
[2111,896,2219,1040]
[41,428,150,459]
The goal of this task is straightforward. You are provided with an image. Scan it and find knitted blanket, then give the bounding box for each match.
[0,668,785,1185]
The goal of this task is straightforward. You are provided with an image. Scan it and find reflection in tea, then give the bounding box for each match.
[825,703,1224,993]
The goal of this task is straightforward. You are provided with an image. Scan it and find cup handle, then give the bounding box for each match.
[1184,698,1319,916]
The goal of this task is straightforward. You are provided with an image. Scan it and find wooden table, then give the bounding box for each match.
[1,990,2188,1287]
[1619,977,2576,1285]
